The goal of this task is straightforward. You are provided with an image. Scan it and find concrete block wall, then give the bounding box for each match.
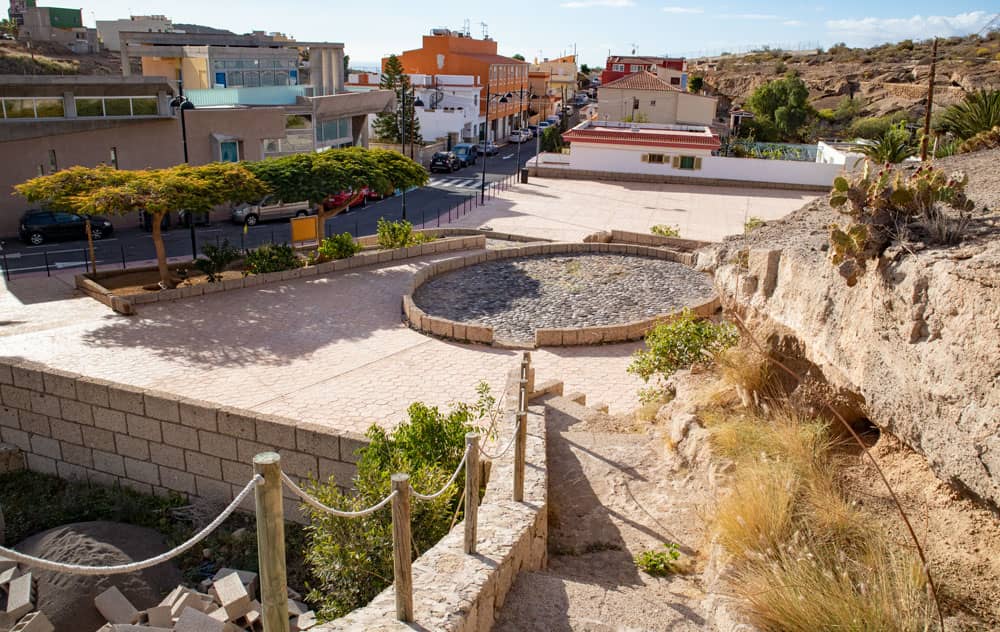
[0,358,362,518]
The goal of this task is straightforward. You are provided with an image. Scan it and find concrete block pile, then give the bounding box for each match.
[94,569,316,632]
[0,556,55,632]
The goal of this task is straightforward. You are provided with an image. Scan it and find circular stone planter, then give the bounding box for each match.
[402,243,719,348]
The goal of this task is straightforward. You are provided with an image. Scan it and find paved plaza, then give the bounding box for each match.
[0,177,816,436]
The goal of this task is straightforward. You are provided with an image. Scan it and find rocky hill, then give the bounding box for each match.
[0,40,128,75]
[693,33,1000,121]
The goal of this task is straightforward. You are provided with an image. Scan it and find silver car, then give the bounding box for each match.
[231,195,312,226]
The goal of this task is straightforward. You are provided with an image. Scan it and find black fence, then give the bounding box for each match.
[1,172,522,280]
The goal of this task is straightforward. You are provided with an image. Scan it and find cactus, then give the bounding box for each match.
[826,160,975,284]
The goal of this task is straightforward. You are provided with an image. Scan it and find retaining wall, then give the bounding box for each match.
[76,235,487,315]
[527,164,833,192]
[0,358,363,520]
[403,242,719,348]
[584,229,715,253]
[318,365,548,631]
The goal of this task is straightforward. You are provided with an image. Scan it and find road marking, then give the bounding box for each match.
[2,252,20,259]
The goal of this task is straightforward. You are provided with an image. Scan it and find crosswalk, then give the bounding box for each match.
[429,176,485,190]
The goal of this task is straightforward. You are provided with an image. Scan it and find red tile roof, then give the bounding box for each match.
[563,126,721,151]
[457,52,528,65]
[600,70,679,92]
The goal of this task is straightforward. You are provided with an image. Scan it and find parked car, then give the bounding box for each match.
[179,209,211,227]
[527,124,540,136]
[430,151,462,173]
[508,130,531,144]
[451,143,479,167]
[479,140,499,156]
[231,195,312,226]
[324,188,369,214]
[18,210,114,245]
[546,115,561,125]
[519,127,534,139]
[536,121,552,133]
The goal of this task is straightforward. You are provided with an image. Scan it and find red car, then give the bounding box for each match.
[323,188,369,214]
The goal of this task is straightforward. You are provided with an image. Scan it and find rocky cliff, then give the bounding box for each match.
[700,149,1000,509]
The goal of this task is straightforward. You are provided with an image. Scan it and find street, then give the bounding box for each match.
[0,143,538,278]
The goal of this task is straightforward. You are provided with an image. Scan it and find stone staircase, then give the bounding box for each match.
[492,395,709,631]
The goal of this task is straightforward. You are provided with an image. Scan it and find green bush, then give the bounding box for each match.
[193,240,241,282]
[848,113,909,140]
[303,390,493,620]
[315,233,361,262]
[243,243,302,275]
[650,224,680,238]
[628,309,738,401]
[376,218,430,249]
[635,543,683,576]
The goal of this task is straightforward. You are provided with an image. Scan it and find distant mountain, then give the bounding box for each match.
[171,24,235,35]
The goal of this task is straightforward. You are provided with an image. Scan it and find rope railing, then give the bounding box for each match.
[279,471,397,518]
[0,474,262,576]
[477,417,521,460]
[412,447,470,501]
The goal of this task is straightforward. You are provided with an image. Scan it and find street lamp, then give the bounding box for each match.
[169,91,196,258]
[480,86,510,204]
[398,80,424,221]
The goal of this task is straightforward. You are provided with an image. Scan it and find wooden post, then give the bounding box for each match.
[513,379,528,502]
[920,37,938,162]
[391,473,413,622]
[253,452,289,632]
[464,433,480,554]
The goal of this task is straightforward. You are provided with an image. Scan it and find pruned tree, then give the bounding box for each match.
[746,73,811,141]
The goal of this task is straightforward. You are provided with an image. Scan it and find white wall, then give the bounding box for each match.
[552,144,844,187]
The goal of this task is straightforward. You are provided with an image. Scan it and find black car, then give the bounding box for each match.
[18,210,114,245]
[430,151,462,173]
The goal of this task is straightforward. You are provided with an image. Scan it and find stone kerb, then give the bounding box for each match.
[316,364,547,632]
[0,356,363,521]
[75,235,486,316]
[404,242,719,348]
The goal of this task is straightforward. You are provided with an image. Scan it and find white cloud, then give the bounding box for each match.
[720,13,781,20]
[783,20,804,26]
[826,11,991,46]
[662,6,703,14]
[560,0,634,7]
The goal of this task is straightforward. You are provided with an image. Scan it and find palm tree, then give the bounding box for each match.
[938,89,1000,140]
[858,125,916,164]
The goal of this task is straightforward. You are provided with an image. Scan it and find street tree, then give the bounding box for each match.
[746,73,811,140]
[688,76,704,93]
[372,54,422,145]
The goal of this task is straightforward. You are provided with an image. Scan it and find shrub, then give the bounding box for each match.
[628,309,738,400]
[303,392,491,620]
[635,543,683,576]
[315,233,361,262]
[376,218,431,250]
[848,113,909,140]
[193,240,241,282]
[650,224,680,237]
[743,216,765,233]
[828,162,975,284]
[243,243,302,275]
[958,124,1000,153]
[936,89,1000,140]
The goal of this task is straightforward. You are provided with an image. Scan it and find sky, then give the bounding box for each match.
[76,1,997,69]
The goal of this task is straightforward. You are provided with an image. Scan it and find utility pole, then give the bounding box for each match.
[920,37,938,162]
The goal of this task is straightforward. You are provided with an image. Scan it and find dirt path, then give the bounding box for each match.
[493,396,710,631]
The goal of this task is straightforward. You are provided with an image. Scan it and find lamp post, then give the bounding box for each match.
[480,85,509,204]
[169,88,196,258]
[398,79,424,221]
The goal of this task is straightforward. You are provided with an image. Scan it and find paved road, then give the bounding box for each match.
[0,143,538,277]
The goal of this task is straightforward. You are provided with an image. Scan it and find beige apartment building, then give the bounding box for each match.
[598,70,716,126]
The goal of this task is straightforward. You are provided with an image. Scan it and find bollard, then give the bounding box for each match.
[1,252,9,282]
[43,251,50,277]
[253,453,289,632]
[464,433,480,554]
[391,473,414,622]
[120,245,126,270]
[513,378,528,502]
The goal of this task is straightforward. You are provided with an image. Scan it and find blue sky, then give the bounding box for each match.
[78,1,996,69]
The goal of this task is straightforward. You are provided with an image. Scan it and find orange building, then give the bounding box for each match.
[392,29,528,142]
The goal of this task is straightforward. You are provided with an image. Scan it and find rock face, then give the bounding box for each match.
[701,149,1000,509]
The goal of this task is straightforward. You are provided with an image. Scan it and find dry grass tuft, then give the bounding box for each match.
[715,345,774,407]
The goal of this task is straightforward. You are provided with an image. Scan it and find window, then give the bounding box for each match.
[643,153,666,164]
[630,64,643,72]
[104,98,131,116]
[220,141,240,162]
[48,150,58,173]
[131,97,157,115]
[649,100,656,106]
[674,156,701,170]
[35,98,64,117]
[110,147,119,169]
[670,77,680,85]
[3,98,35,118]
[611,64,624,72]
[75,98,103,116]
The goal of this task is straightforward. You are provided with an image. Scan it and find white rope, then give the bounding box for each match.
[281,471,397,518]
[478,418,520,460]
[0,474,262,576]
[412,447,469,501]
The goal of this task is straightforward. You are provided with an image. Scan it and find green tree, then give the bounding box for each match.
[512,53,525,61]
[858,122,916,164]
[937,89,1000,140]
[540,125,564,152]
[580,63,591,75]
[372,54,422,145]
[688,76,704,93]
[746,74,811,140]
[17,164,265,288]
[0,18,18,39]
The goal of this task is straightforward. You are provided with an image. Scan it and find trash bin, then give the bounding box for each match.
[520,167,529,184]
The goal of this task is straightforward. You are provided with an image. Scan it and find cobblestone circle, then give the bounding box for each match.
[413,253,715,342]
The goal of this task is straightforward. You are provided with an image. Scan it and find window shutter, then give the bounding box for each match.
[641,154,649,162]
[694,157,703,170]
[672,155,681,168]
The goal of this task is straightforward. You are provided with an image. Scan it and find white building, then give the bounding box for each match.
[96,15,173,52]
[347,72,485,144]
